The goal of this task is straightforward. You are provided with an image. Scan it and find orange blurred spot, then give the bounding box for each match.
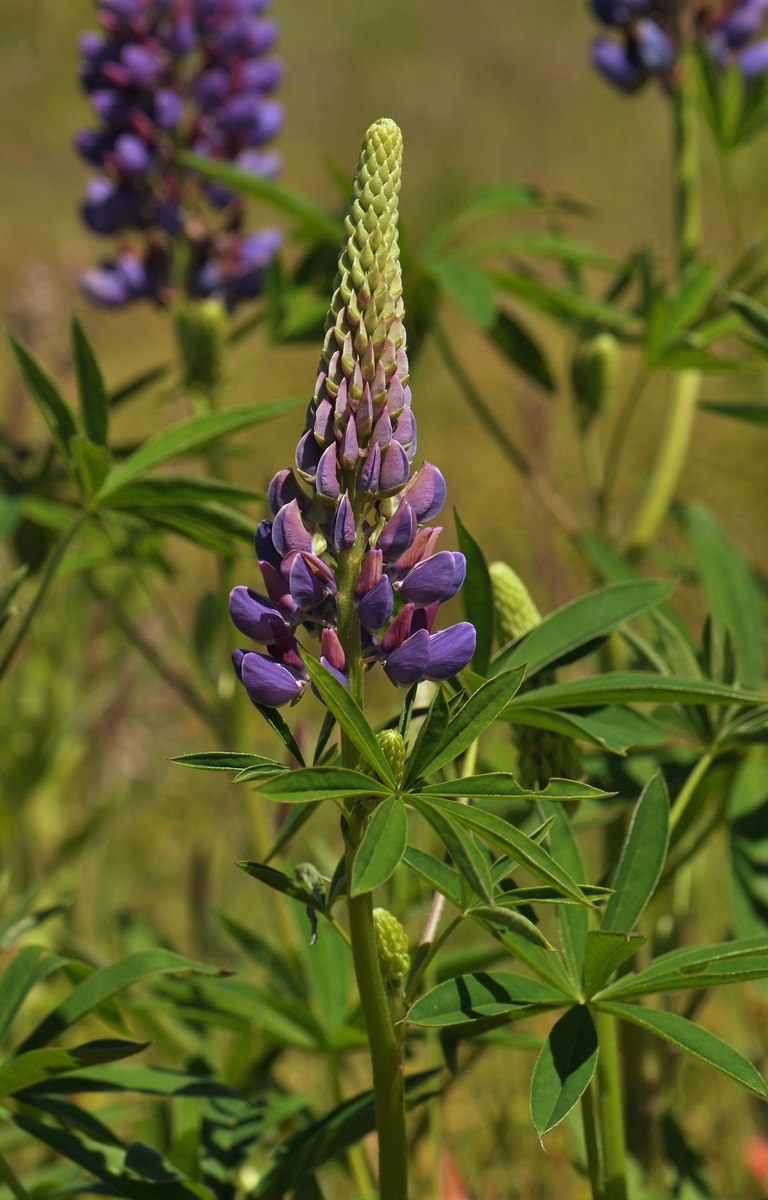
[441,1149,470,1200]
[743,1136,768,1189]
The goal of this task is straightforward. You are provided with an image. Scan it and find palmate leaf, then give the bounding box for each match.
[421,667,526,777]
[502,673,765,713]
[95,401,300,499]
[601,772,669,934]
[421,773,611,802]
[454,511,494,676]
[298,653,396,787]
[493,579,674,677]
[252,1072,437,1200]
[407,972,568,1027]
[18,950,223,1054]
[252,766,390,804]
[594,1001,768,1099]
[530,1006,598,1138]
[350,795,407,896]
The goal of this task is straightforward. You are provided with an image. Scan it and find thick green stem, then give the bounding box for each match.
[594,1009,627,1200]
[669,750,714,838]
[581,1079,604,1200]
[0,512,86,685]
[337,520,409,1200]
[624,368,700,556]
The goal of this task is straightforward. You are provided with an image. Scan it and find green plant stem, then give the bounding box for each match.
[432,320,580,539]
[623,368,700,556]
[0,512,86,685]
[581,1079,604,1200]
[337,517,409,1200]
[0,1151,31,1200]
[405,916,462,1007]
[672,60,702,276]
[599,366,647,530]
[593,1008,627,1200]
[668,750,715,838]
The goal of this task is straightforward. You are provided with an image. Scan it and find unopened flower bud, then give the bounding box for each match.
[570,333,619,429]
[515,727,583,791]
[373,907,410,984]
[174,298,228,399]
[376,729,406,789]
[489,562,541,644]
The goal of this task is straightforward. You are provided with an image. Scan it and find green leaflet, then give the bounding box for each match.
[502,673,765,712]
[402,846,462,909]
[488,308,556,392]
[171,752,286,772]
[470,906,553,951]
[423,667,526,776]
[96,401,300,499]
[407,972,567,1027]
[404,684,450,788]
[0,945,70,1043]
[598,936,768,1000]
[7,333,79,461]
[351,796,408,896]
[253,766,390,804]
[299,653,396,787]
[601,772,669,933]
[71,317,109,446]
[237,863,326,912]
[595,1001,768,1099]
[493,579,674,677]
[455,510,494,676]
[505,704,663,754]
[422,773,611,802]
[104,475,265,507]
[18,950,222,1054]
[407,795,494,904]
[540,804,590,987]
[530,1006,598,1137]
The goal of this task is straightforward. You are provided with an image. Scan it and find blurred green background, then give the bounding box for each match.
[2,2,768,1196]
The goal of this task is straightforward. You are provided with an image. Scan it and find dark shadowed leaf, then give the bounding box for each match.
[540,804,589,986]
[0,1039,147,1097]
[408,972,567,1027]
[530,1006,598,1137]
[7,333,79,459]
[422,773,610,802]
[171,752,286,773]
[237,863,325,911]
[582,930,645,999]
[71,317,109,446]
[489,308,555,392]
[454,510,494,676]
[503,674,764,712]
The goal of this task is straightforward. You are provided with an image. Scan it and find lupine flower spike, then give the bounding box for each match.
[229,118,476,708]
[590,0,768,92]
[77,0,283,308]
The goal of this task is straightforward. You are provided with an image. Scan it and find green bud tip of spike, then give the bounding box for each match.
[377,730,406,789]
[570,332,619,429]
[373,907,410,984]
[489,561,542,644]
[174,297,228,397]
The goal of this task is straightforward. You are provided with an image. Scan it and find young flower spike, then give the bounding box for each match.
[229,118,475,708]
[76,0,283,309]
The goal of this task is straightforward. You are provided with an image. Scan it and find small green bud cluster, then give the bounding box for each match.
[489,561,541,644]
[174,298,228,399]
[515,726,584,791]
[376,729,406,789]
[373,907,410,984]
[570,332,619,430]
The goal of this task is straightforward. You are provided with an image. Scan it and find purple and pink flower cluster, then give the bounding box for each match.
[228,293,476,708]
[77,0,283,308]
[591,0,768,92]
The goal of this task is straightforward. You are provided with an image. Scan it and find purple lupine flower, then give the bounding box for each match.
[228,120,476,709]
[76,0,283,309]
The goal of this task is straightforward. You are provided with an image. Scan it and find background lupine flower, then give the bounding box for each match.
[229,118,476,708]
[589,0,768,92]
[76,0,283,308]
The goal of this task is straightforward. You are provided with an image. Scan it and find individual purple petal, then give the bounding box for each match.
[316,443,341,502]
[377,501,416,561]
[425,623,477,681]
[591,38,646,90]
[80,263,133,307]
[392,406,416,449]
[239,650,306,707]
[75,129,109,166]
[379,441,411,494]
[738,36,768,78]
[81,178,138,234]
[332,492,356,552]
[296,430,322,481]
[314,399,335,446]
[591,0,650,26]
[635,19,675,72]
[445,552,467,600]
[391,526,443,573]
[318,658,348,689]
[355,385,373,438]
[370,409,392,451]
[114,133,152,175]
[254,519,282,571]
[401,462,446,524]
[385,375,406,418]
[355,549,383,600]
[358,576,394,632]
[259,560,299,616]
[398,551,462,606]
[236,147,282,177]
[341,413,360,470]
[357,443,381,496]
[241,58,285,94]
[268,468,304,516]
[155,88,184,129]
[121,43,162,87]
[381,603,416,653]
[229,586,289,642]
[383,629,430,686]
[289,553,329,609]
